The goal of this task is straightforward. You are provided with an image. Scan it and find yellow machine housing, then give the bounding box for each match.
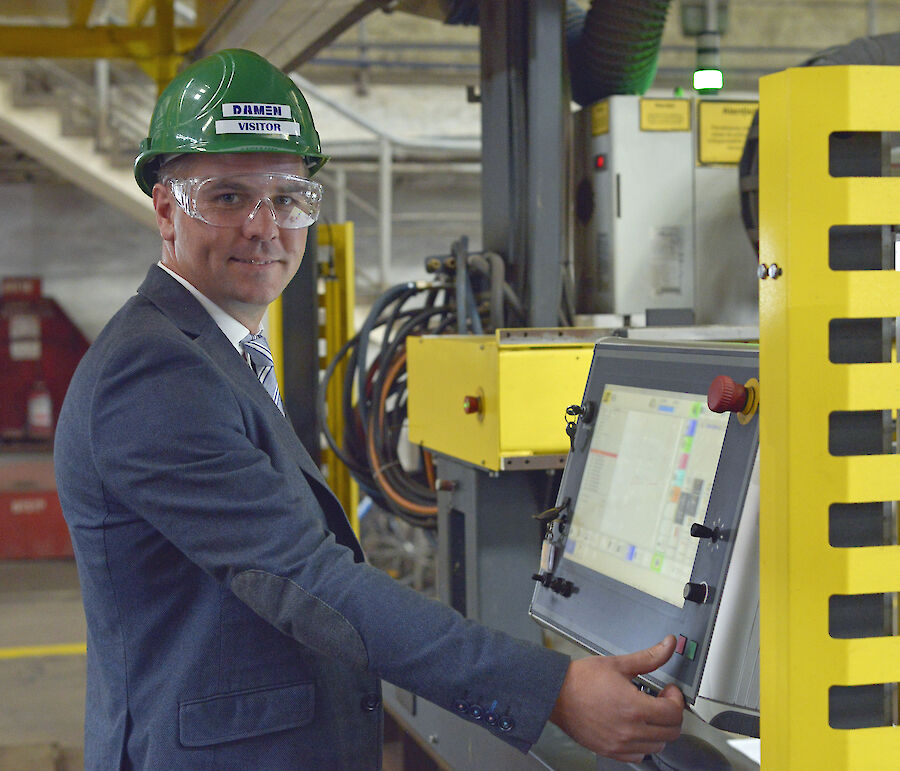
[407,330,595,471]
[759,65,900,768]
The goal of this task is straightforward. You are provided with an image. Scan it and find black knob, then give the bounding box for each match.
[549,577,575,597]
[690,523,718,541]
[360,693,381,711]
[683,581,709,604]
[531,572,552,587]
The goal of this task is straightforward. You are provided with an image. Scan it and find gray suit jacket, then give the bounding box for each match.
[55,265,570,770]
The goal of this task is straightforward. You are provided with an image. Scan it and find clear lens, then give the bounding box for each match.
[170,173,323,229]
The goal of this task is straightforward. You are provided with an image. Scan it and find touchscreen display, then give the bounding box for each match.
[565,384,729,607]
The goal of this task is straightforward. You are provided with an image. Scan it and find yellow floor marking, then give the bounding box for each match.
[0,643,86,659]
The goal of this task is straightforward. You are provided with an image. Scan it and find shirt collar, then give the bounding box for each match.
[156,261,261,354]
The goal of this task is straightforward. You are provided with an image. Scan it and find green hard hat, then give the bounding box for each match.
[134,48,328,195]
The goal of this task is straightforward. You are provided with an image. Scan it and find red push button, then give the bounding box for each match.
[707,375,749,414]
[675,635,687,655]
[462,395,481,414]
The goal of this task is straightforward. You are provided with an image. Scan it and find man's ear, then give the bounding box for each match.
[152,183,176,242]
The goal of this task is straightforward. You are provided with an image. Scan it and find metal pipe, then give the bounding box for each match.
[289,73,479,153]
[326,161,480,174]
[469,252,505,330]
[393,212,480,222]
[868,0,877,36]
[378,135,392,289]
[316,170,377,219]
[334,166,347,224]
[329,41,478,52]
[94,58,110,152]
[316,42,825,57]
[311,57,479,73]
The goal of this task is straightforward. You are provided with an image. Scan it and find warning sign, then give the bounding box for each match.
[697,101,758,165]
[639,99,691,132]
[591,101,609,136]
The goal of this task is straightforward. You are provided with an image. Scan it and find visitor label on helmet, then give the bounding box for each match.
[215,119,302,137]
[222,103,293,118]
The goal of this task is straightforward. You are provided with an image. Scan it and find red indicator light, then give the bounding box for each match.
[594,154,606,170]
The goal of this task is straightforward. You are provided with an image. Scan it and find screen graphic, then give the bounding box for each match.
[565,384,729,607]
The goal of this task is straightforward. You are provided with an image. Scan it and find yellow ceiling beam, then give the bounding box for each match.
[151,0,177,94]
[128,0,155,26]
[68,0,97,26]
[0,25,203,59]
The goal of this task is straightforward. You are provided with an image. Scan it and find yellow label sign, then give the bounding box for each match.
[639,99,691,132]
[697,100,758,165]
[591,101,609,135]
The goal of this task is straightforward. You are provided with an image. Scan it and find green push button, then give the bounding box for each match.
[685,640,698,661]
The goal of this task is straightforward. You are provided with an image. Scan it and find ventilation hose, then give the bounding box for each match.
[444,0,674,108]
[569,0,674,106]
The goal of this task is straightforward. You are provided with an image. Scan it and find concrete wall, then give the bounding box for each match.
[0,182,159,340]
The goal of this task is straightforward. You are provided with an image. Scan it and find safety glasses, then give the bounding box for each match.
[168,172,323,229]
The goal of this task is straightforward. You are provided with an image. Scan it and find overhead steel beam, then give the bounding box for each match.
[280,0,393,73]
[128,0,154,25]
[0,25,202,59]
[194,0,296,60]
[150,0,178,93]
[69,0,97,26]
[194,0,388,71]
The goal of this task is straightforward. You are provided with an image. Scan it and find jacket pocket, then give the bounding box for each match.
[179,681,315,747]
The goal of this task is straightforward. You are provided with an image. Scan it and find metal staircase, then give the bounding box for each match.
[0,59,156,228]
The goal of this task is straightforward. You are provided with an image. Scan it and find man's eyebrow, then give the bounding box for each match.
[269,180,309,194]
[205,178,254,191]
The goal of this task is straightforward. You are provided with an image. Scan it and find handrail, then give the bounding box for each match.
[289,72,481,288]
[30,59,150,144]
[11,56,478,289]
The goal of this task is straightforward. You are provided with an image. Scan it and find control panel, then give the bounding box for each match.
[530,340,760,736]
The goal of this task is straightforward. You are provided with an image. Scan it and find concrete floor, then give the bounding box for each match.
[0,559,86,770]
[0,559,434,771]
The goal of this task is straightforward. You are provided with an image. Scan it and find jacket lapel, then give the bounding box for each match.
[136,266,362,558]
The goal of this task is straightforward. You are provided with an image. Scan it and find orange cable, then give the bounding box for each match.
[367,349,437,516]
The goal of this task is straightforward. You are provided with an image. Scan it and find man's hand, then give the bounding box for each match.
[549,635,685,762]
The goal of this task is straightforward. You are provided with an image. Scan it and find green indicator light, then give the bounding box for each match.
[693,69,724,91]
[685,640,698,661]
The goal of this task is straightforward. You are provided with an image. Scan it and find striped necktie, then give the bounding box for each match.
[241,332,285,415]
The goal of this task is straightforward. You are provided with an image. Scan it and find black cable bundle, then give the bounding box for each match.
[318,281,455,529]
[319,242,533,528]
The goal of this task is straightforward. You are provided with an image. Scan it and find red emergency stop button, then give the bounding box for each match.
[463,395,482,415]
[707,375,748,414]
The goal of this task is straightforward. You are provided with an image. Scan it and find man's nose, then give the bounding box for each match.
[243,197,279,239]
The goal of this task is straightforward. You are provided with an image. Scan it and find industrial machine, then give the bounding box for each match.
[530,340,761,743]
[573,94,759,327]
[0,276,88,559]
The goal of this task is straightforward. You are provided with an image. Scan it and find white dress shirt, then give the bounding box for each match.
[157,261,263,359]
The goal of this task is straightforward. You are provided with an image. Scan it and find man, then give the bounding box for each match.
[55,49,683,769]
